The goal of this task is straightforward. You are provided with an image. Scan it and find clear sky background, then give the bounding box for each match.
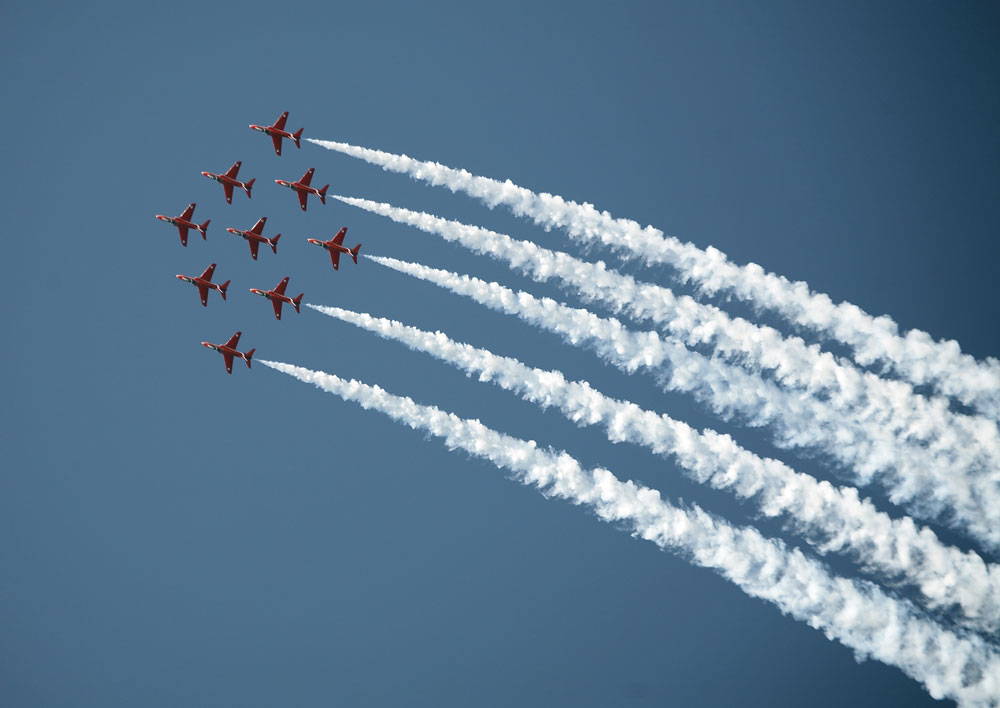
[2,2,998,706]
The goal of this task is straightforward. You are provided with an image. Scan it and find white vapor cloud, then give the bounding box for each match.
[260,358,1000,707]
[309,138,1000,420]
[332,194,1000,489]
[310,302,1000,634]
[364,254,1000,554]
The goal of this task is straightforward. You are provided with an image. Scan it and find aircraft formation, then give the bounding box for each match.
[156,111,362,373]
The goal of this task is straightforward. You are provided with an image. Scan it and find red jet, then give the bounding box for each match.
[307,227,362,270]
[226,217,281,260]
[201,161,255,204]
[250,277,304,320]
[202,331,255,374]
[176,263,230,307]
[249,111,303,156]
[155,202,210,247]
[275,168,328,211]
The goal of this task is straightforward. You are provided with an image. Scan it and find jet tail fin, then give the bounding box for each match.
[199,219,211,238]
[244,178,256,199]
[219,280,230,301]
[350,243,362,264]
[292,128,303,149]
[270,233,281,254]
[244,348,255,368]
[318,184,329,205]
[293,293,303,313]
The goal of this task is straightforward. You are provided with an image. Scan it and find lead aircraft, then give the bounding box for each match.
[249,111,303,156]
[155,202,210,246]
[226,217,281,260]
[201,161,255,204]
[308,227,362,270]
[275,168,328,211]
[249,277,303,320]
[176,263,230,306]
[202,331,255,374]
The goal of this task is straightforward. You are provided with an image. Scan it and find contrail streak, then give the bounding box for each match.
[332,194,1000,484]
[365,254,1000,553]
[310,303,1000,634]
[309,138,1000,420]
[260,358,1000,707]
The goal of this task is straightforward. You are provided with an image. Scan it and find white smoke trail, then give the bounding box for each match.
[309,302,1000,634]
[332,194,1000,483]
[260,358,1000,707]
[309,138,1000,420]
[365,254,1000,553]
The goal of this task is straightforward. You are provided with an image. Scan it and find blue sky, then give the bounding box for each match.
[2,2,998,706]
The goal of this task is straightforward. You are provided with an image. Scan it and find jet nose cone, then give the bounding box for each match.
[200,172,211,177]
[201,342,211,348]
[226,228,237,234]
[175,275,184,280]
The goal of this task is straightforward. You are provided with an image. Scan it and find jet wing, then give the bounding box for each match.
[223,182,234,204]
[249,238,260,260]
[177,225,190,247]
[197,284,209,307]
[330,249,341,270]
[225,331,242,349]
[332,227,347,246]
[272,298,283,320]
[180,202,196,221]
[271,133,283,156]
[223,352,234,374]
[299,168,314,187]
[224,161,242,179]
[199,263,216,281]
[250,217,267,235]
[273,277,289,296]
[272,111,289,131]
[298,189,308,211]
